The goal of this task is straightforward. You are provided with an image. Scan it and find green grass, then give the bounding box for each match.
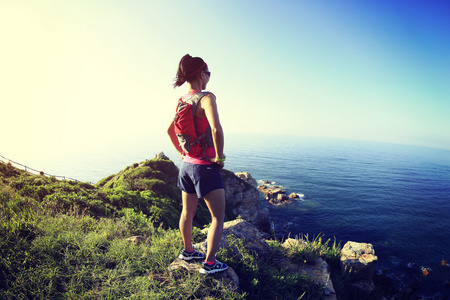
[0,189,241,299]
[284,233,341,266]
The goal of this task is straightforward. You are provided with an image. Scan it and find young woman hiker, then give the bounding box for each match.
[167,54,228,274]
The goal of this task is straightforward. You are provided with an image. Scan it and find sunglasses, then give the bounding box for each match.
[203,71,211,77]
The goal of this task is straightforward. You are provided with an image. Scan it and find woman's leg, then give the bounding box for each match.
[203,188,226,262]
[180,191,198,252]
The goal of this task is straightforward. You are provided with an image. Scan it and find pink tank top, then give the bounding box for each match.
[182,91,216,165]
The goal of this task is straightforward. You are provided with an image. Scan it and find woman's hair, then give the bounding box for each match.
[173,54,208,88]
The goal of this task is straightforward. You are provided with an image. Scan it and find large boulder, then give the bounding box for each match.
[340,241,378,281]
[258,185,286,197]
[340,241,378,299]
[221,170,269,230]
[200,219,273,258]
[235,172,258,187]
[154,151,170,160]
[279,238,337,300]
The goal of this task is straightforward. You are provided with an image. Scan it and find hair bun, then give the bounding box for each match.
[183,54,192,62]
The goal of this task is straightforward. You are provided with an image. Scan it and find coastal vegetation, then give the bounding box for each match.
[1,158,343,299]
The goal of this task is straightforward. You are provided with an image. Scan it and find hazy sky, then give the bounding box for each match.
[2,0,450,162]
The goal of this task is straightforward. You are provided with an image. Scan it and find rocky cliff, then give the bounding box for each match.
[221,169,269,230]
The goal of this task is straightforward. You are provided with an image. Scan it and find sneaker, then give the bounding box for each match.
[199,259,228,274]
[178,247,206,261]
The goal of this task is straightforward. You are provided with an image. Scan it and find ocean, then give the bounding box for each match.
[3,133,450,297]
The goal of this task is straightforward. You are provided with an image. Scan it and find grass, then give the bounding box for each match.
[1,160,347,299]
[0,190,240,299]
[283,233,342,266]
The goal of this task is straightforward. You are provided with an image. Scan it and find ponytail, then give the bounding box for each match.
[173,54,207,88]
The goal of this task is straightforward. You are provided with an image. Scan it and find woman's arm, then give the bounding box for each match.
[201,94,225,166]
[167,121,184,158]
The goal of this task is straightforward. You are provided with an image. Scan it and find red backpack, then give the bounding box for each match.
[173,92,213,158]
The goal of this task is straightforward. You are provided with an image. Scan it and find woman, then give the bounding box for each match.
[167,54,227,274]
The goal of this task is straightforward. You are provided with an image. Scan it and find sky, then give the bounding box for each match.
[1,0,450,166]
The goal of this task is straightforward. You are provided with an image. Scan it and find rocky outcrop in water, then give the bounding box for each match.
[258,184,304,205]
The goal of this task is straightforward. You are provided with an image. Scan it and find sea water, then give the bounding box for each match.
[225,134,450,297]
[4,133,450,297]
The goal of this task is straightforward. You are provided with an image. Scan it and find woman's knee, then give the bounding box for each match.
[181,208,196,220]
[209,204,225,221]
[181,192,198,220]
[210,212,225,223]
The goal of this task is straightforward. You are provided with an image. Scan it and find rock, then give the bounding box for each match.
[201,219,273,258]
[289,193,300,199]
[341,241,378,299]
[126,236,147,245]
[279,238,337,299]
[154,151,170,160]
[258,185,285,197]
[277,193,289,202]
[421,266,432,276]
[222,170,269,230]
[168,258,240,293]
[341,241,378,281]
[235,172,258,187]
[168,258,201,273]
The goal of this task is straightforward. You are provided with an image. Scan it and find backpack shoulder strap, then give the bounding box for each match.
[185,91,212,117]
[188,91,212,105]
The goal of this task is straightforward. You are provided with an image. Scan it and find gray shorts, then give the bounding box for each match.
[177,161,224,198]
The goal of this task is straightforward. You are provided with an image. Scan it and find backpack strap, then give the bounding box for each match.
[186,92,214,160]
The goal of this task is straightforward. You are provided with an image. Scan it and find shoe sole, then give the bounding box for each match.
[199,266,228,274]
[178,254,205,261]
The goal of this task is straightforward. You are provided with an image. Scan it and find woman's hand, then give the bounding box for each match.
[216,160,225,169]
[209,156,225,169]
